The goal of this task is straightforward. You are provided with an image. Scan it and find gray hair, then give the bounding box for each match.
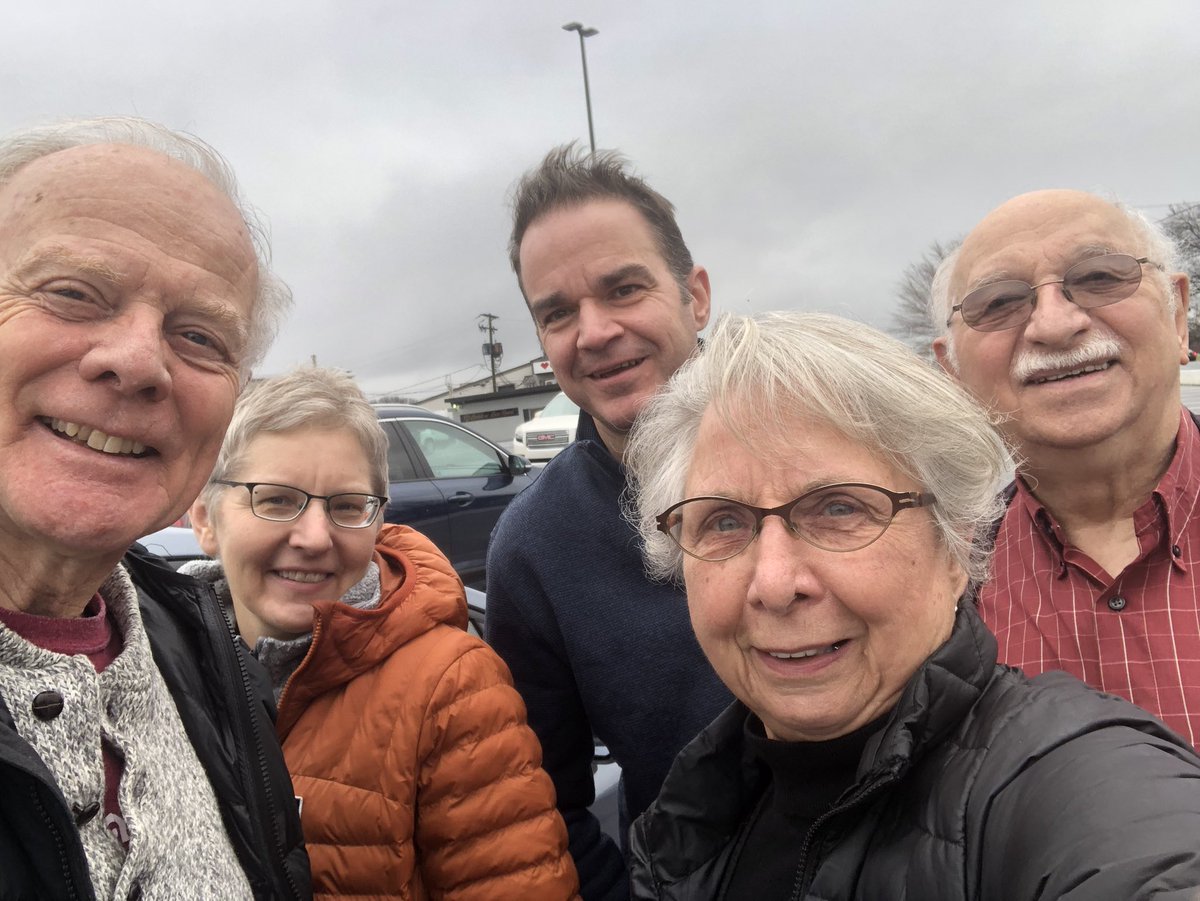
[930,195,1183,349]
[0,116,290,372]
[625,312,1014,584]
[508,142,694,298]
[199,367,389,512]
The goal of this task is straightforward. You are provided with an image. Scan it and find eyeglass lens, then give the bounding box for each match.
[959,253,1144,331]
[250,483,381,528]
[668,484,907,561]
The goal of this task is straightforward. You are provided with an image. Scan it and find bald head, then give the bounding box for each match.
[932,190,1182,342]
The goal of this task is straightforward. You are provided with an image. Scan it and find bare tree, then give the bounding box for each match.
[1160,203,1200,349]
[889,238,961,361]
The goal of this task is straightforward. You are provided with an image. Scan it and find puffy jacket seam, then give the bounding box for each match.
[435,813,574,890]
[411,648,521,760]
[418,721,539,813]
[434,711,527,759]
[435,675,520,721]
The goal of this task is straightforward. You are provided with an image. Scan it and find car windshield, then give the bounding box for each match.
[542,392,580,417]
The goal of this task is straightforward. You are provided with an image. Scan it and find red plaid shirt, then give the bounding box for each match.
[980,407,1200,747]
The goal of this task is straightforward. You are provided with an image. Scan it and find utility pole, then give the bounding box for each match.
[478,313,501,393]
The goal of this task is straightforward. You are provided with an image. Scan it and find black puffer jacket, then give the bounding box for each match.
[0,547,310,900]
[630,604,1200,900]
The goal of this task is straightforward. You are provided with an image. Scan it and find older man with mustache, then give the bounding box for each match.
[932,189,1200,746]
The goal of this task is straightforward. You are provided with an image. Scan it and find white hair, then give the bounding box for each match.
[625,312,1014,584]
[0,116,290,372]
[199,367,389,515]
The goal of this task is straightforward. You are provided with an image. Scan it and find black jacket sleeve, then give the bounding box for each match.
[980,722,1200,900]
[127,547,311,900]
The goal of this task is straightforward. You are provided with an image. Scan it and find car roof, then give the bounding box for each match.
[372,403,519,458]
[371,403,452,421]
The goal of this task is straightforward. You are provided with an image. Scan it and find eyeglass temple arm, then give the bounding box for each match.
[896,492,936,510]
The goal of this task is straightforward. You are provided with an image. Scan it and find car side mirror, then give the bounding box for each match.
[507,454,532,475]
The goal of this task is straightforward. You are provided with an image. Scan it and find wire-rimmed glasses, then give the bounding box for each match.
[947,253,1160,332]
[214,480,387,529]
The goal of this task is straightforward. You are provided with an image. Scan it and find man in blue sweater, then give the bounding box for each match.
[486,144,733,900]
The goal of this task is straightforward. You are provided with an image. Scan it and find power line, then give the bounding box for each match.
[370,363,489,400]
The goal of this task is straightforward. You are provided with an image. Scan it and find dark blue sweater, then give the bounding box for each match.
[486,413,732,901]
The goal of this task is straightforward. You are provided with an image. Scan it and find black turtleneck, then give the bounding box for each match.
[723,711,888,900]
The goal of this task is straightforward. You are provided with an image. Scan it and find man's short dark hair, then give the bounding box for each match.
[508,142,694,297]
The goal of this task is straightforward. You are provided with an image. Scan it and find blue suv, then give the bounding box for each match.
[373,404,536,589]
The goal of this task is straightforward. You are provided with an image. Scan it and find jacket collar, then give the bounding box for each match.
[637,602,997,882]
[275,524,467,736]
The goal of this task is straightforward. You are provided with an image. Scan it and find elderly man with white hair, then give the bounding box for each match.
[0,117,308,899]
[932,189,1199,748]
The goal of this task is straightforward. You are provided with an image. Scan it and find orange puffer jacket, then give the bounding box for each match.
[276,524,579,900]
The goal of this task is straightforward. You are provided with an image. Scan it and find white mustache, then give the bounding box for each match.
[1011,336,1122,383]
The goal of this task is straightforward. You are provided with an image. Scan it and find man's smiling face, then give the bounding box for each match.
[0,143,258,559]
[519,198,710,454]
[935,190,1189,456]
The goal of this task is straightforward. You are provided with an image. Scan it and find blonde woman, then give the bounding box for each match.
[185,367,578,900]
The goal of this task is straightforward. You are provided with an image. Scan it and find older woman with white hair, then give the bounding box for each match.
[183,367,578,900]
[624,312,1200,899]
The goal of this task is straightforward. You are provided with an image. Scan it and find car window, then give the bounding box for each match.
[402,420,504,478]
[382,422,422,482]
[542,392,580,417]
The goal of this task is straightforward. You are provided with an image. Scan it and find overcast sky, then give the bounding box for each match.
[7,1,1199,399]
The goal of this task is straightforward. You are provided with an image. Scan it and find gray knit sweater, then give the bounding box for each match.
[0,564,253,900]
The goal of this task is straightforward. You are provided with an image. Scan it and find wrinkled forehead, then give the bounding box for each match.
[952,191,1141,296]
[5,143,226,211]
[0,143,257,288]
[693,398,859,470]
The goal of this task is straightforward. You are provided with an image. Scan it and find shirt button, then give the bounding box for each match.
[72,801,101,826]
[127,883,143,901]
[1108,596,1128,612]
[1173,545,1183,558]
[32,690,64,720]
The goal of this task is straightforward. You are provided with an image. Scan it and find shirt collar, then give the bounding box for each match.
[1152,408,1200,552]
[1014,406,1200,572]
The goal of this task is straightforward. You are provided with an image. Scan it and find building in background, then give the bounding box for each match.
[409,356,562,449]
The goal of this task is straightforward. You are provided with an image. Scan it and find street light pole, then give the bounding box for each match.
[562,21,598,154]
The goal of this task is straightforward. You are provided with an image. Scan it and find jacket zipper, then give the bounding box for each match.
[788,774,895,901]
[28,779,88,900]
[276,619,322,729]
[203,585,303,901]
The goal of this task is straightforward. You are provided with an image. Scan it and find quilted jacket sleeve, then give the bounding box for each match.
[414,638,581,901]
[978,722,1200,899]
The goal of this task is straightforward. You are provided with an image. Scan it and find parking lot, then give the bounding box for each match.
[1182,385,1200,414]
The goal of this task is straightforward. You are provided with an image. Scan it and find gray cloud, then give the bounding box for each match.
[5,0,1198,396]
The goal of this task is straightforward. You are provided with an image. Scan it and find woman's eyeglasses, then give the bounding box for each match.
[656,482,935,563]
[214,480,387,529]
